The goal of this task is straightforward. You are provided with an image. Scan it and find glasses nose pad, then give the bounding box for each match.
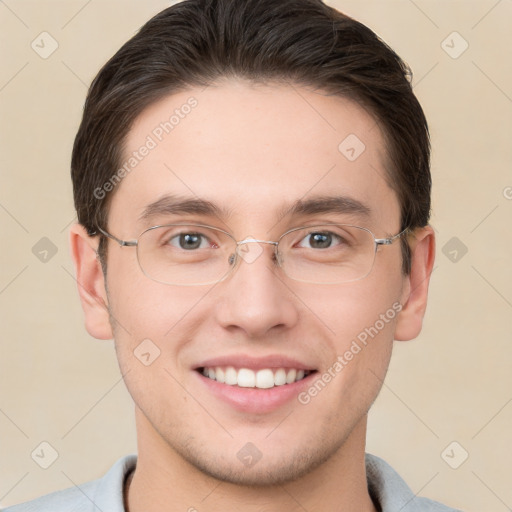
[275,248,284,267]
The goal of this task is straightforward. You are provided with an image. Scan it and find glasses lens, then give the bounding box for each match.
[136,225,236,285]
[278,225,376,284]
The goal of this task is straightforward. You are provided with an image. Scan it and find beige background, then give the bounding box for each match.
[1,0,511,510]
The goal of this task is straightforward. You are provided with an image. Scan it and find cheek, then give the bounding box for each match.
[297,293,397,429]
[105,263,220,384]
[300,273,402,400]
[106,280,207,419]
[105,246,206,339]
[305,265,403,342]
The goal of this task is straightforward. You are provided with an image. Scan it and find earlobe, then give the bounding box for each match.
[394,225,436,342]
[69,224,113,340]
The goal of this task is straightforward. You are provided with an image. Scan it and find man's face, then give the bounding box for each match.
[104,80,407,485]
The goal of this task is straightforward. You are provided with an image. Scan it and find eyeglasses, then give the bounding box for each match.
[96,223,408,286]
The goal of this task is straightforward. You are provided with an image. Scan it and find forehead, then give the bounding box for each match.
[109,80,400,233]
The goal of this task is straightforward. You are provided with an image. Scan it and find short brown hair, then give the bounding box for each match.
[71,0,431,274]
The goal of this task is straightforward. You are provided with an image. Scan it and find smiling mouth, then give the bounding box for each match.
[197,366,317,389]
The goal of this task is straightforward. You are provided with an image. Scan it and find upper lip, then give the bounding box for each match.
[194,354,317,371]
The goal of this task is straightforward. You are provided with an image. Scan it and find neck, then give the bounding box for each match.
[126,410,377,512]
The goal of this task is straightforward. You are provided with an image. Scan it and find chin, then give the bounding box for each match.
[173,434,340,487]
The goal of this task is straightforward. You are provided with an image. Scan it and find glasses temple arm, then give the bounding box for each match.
[95,227,137,247]
[375,227,410,246]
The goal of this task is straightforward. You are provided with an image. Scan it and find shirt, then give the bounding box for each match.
[3,453,463,511]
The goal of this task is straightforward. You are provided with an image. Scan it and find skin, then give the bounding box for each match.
[70,79,435,512]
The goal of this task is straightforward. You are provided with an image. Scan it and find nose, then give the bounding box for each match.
[213,241,299,339]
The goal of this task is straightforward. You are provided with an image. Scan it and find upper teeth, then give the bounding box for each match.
[201,367,310,389]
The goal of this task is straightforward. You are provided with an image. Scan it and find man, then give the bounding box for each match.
[6,0,461,510]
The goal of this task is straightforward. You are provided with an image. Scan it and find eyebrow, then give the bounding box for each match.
[278,195,371,222]
[139,195,233,223]
[138,194,371,224]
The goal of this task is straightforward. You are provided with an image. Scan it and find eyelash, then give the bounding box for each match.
[162,229,348,251]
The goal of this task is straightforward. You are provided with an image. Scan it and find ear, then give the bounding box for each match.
[69,224,113,340]
[394,225,436,341]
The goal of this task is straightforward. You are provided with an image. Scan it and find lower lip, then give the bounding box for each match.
[194,370,317,414]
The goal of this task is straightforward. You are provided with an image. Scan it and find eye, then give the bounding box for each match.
[167,232,212,250]
[297,231,343,249]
